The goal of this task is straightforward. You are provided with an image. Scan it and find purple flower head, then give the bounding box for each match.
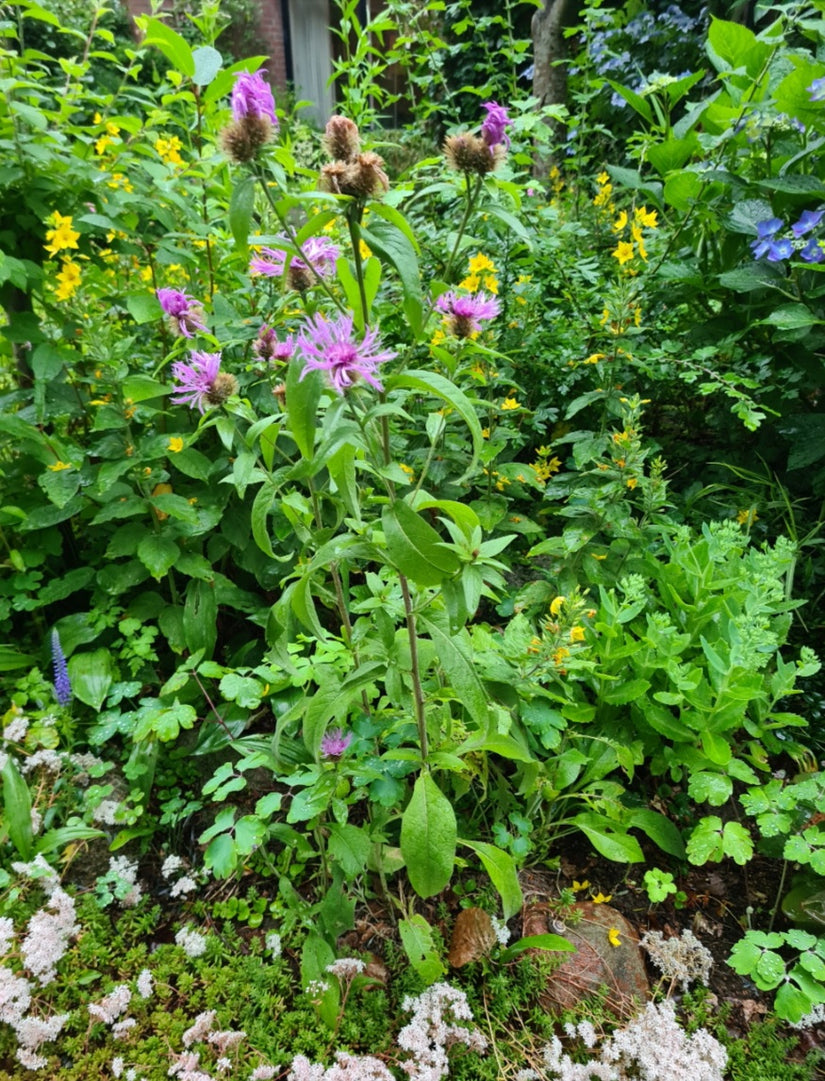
[481,101,512,152]
[51,630,71,707]
[808,76,825,102]
[171,351,237,413]
[231,70,277,126]
[321,727,353,759]
[791,208,824,238]
[436,290,501,338]
[296,313,395,395]
[800,237,825,263]
[253,325,294,364]
[156,288,207,339]
[250,236,339,290]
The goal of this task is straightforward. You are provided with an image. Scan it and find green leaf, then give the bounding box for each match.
[626,808,686,858]
[327,823,371,878]
[688,771,733,806]
[285,359,321,459]
[398,914,445,984]
[460,839,522,919]
[686,815,724,865]
[420,618,489,728]
[760,304,821,331]
[68,648,114,712]
[606,80,653,123]
[205,832,237,877]
[137,535,180,580]
[401,772,457,899]
[229,176,256,252]
[301,933,339,1028]
[648,137,698,175]
[603,678,650,705]
[386,370,483,483]
[138,16,195,76]
[707,17,769,78]
[0,646,36,672]
[663,170,702,211]
[382,500,460,587]
[572,813,644,863]
[500,933,576,962]
[1,756,33,859]
[192,45,222,86]
[361,217,423,335]
[125,293,161,324]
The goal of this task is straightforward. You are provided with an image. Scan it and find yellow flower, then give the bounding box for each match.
[631,224,648,260]
[550,596,565,616]
[48,461,71,471]
[459,272,480,292]
[156,135,184,167]
[140,266,154,284]
[634,205,658,229]
[552,647,570,666]
[597,171,609,185]
[572,879,590,892]
[633,306,642,327]
[612,241,635,266]
[737,507,759,526]
[600,307,610,326]
[531,457,561,482]
[593,184,613,208]
[468,252,497,275]
[608,927,622,947]
[592,891,612,904]
[481,427,490,438]
[106,172,134,192]
[626,477,638,490]
[359,239,372,260]
[501,397,520,411]
[54,259,82,301]
[399,462,415,481]
[95,134,114,155]
[612,210,628,233]
[167,437,184,453]
[570,625,585,642]
[44,212,80,257]
[585,353,606,364]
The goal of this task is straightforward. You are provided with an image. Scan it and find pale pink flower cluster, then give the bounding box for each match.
[15,1011,69,1071]
[88,983,132,1024]
[136,968,154,1000]
[107,855,143,907]
[20,886,78,985]
[397,983,488,1081]
[3,706,29,743]
[163,855,200,898]
[176,926,208,958]
[169,1048,215,1081]
[20,748,62,774]
[326,958,366,980]
[184,1010,217,1047]
[287,1051,394,1080]
[539,1001,727,1081]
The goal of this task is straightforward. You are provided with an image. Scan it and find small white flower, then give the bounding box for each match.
[265,932,282,959]
[175,926,208,959]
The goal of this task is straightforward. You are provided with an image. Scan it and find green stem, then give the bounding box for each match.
[400,575,428,763]
[443,171,484,283]
[346,206,370,328]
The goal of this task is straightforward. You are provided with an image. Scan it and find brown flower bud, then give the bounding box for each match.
[220,115,273,163]
[206,372,238,406]
[444,133,504,175]
[323,115,361,161]
[319,153,389,200]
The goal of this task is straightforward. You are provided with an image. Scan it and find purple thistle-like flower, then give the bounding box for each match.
[296,313,395,395]
[321,728,353,759]
[791,208,824,238]
[171,351,236,413]
[156,288,207,339]
[436,290,501,338]
[808,76,825,102]
[249,236,339,288]
[231,70,277,125]
[51,630,71,707]
[253,325,294,363]
[481,101,512,151]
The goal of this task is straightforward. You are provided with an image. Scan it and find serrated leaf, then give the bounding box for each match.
[460,839,522,919]
[382,500,460,587]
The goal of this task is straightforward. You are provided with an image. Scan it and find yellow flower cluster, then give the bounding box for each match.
[593,171,615,214]
[54,259,82,302]
[548,164,564,195]
[610,205,659,267]
[44,212,79,257]
[157,135,184,167]
[530,444,562,484]
[94,113,121,155]
[459,252,498,294]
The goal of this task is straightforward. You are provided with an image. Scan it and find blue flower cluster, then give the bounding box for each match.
[809,77,825,103]
[751,210,825,263]
[585,4,706,104]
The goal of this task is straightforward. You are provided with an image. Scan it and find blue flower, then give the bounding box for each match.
[800,237,825,263]
[766,238,793,262]
[791,209,824,238]
[808,77,825,102]
[751,218,785,259]
[51,630,71,707]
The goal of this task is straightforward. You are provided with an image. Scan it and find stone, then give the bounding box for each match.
[524,901,649,1018]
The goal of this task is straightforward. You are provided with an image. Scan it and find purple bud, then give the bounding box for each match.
[320,728,353,759]
[51,630,71,707]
